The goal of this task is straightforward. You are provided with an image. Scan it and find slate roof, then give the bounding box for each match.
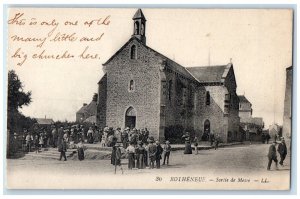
[76,101,97,116]
[238,95,251,104]
[35,118,54,125]
[186,65,230,83]
[133,9,146,20]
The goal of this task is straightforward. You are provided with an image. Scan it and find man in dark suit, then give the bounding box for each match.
[267,141,278,170]
[59,138,67,161]
[155,141,163,169]
[277,138,287,166]
[148,139,157,169]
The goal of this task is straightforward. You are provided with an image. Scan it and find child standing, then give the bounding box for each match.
[162,141,172,165]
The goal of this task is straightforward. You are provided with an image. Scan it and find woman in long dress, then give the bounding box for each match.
[87,127,94,144]
[183,132,192,154]
[136,141,146,169]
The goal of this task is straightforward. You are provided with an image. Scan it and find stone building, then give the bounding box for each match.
[282,66,292,138]
[96,9,240,142]
[238,95,264,140]
[238,95,252,121]
[76,93,98,123]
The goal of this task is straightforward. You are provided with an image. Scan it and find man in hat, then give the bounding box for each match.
[148,139,157,169]
[136,141,146,169]
[51,125,58,148]
[126,142,136,170]
[114,127,122,143]
[112,143,124,174]
[59,137,68,161]
[155,141,163,169]
[267,141,278,170]
[57,126,64,146]
[121,127,129,149]
[214,134,221,150]
[25,131,33,152]
[144,128,149,141]
[162,140,172,165]
[277,137,288,166]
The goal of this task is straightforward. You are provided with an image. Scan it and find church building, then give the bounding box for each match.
[96,9,240,142]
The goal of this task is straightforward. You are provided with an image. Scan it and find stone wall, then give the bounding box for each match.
[103,39,162,139]
[283,67,292,138]
[96,74,107,129]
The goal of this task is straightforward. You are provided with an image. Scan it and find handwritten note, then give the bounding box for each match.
[8,12,111,66]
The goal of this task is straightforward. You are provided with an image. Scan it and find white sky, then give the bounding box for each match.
[7,8,293,128]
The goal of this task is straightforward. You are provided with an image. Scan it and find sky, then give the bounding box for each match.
[7,8,293,128]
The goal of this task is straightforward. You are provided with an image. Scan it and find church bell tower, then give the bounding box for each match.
[132,9,146,44]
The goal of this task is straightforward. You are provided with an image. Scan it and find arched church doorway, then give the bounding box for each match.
[125,106,136,129]
[204,119,210,134]
[202,119,210,141]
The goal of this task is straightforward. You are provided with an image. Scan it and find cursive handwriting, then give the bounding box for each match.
[8,12,110,66]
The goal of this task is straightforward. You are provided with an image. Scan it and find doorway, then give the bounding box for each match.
[125,106,136,129]
[202,119,210,141]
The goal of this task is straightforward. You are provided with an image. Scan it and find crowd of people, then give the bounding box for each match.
[111,138,172,173]
[12,124,289,172]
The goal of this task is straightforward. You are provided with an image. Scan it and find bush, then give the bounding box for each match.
[164,125,197,144]
[164,125,184,144]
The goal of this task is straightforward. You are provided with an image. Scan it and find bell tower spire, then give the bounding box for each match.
[132,9,146,44]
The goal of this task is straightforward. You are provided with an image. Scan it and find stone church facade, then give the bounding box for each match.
[96,9,240,142]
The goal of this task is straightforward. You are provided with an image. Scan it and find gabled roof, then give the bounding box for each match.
[133,9,146,20]
[238,95,251,104]
[35,118,54,125]
[76,101,97,115]
[186,65,229,83]
[103,37,197,82]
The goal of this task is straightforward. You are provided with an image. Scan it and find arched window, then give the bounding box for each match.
[129,80,135,91]
[134,22,139,35]
[168,80,172,101]
[141,23,145,35]
[206,91,210,105]
[130,45,137,59]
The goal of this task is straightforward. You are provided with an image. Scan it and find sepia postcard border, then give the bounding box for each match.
[2,3,297,195]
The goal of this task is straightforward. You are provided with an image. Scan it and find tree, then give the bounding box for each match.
[7,70,32,132]
[7,70,34,158]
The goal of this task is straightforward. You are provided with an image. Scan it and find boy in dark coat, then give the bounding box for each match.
[267,141,278,170]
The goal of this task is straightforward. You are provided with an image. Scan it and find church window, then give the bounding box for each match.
[134,22,140,35]
[130,45,137,59]
[206,91,210,105]
[129,80,135,91]
[141,23,145,35]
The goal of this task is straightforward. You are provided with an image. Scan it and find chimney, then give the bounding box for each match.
[92,93,98,102]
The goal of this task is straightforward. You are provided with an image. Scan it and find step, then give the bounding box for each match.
[26,152,76,159]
